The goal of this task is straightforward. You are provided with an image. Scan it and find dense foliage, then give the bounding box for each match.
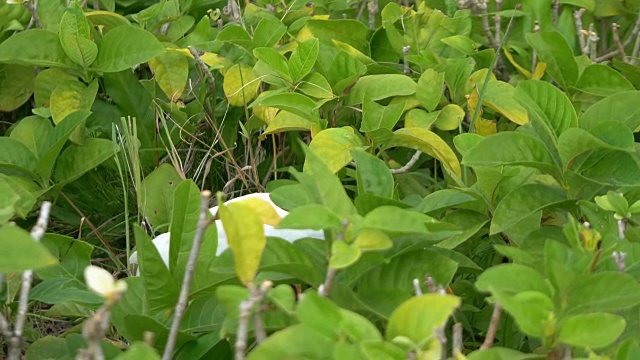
[2,0,640,359]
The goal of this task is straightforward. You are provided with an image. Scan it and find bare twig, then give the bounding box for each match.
[476,0,494,47]
[596,9,640,62]
[612,23,628,63]
[612,251,627,273]
[574,9,588,56]
[319,220,349,297]
[253,305,267,343]
[390,150,421,174]
[402,46,411,76]
[587,24,599,62]
[162,191,213,360]
[188,46,216,93]
[552,0,559,27]
[413,278,423,296]
[480,302,502,350]
[24,0,42,29]
[452,322,463,357]
[618,219,627,239]
[236,281,273,360]
[367,0,377,30]
[425,274,437,293]
[8,202,52,360]
[77,302,116,360]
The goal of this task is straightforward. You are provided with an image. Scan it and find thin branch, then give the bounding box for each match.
[162,191,213,360]
[480,302,502,350]
[531,21,540,73]
[236,281,273,360]
[8,201,52,360]
[425,274,437,293]
[612,251,627,273]
[632,32,640,64]
[188,46,216,93]
[596,9,640,62]
[587,23,599,62]
[253,305,267,343]
[402,46,411,76]
[77,302,115,360]
[574,9,588,56]
[552,0,559,27]
[612,23,628,63]
[390,150,421,174]
[319,220,349,297]
[476,0,495,47]
[367,0,377,30]
[452,322,463,357]
[24,0,42,29]
[413,278,423,296]
[618,219,627,239]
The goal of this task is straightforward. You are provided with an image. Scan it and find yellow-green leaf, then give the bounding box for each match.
[149,51,188,101]
[434,104,464,131]
[329,241,361,269]
[387,294,460,345]
[308,127,364,173]
[354,228,393,251]
[50,79,98,124]
[232,197,282,226]
[219,201,266,285]
[386,127,462,180]
[223,64,260,107]
[261,111,313,138]
[483,81,528,125]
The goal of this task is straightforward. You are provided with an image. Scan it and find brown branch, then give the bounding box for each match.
[162,191,213,360]
[612,23,628,63]
[8,202,52,360]
[480,302,502,350]
[236,281,273,360]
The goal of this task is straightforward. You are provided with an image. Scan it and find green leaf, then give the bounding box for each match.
[297,73,334,99]
[289,38,319,83]
[345,74,416,105]
[515,80,577,138]
[483,81,529,126]
[496,290,554,338]
[433,104,465,131]
[558,124,634,167]
[360,341,405,360]
[557,313,625,348]
[462,132,558,175]
[490,184,567,234]
[307,19,369,54]
[526,31,578,89]
[316,46,366,95]
[352,148,394,199]
[59,5,98,69]
[579,91,640,131]
[0,224,57,272]
[252,92,318,120]
[330,241,361,269]
[302,147,359,218]
[92,25,165,72]
[360,206,433,235]
[253,47,291,82]
[168,181,217,288]
[0,64,36,112]
[308,127,364,173]
[115,342,160,360]
[54,138,115,184]
[278,204,342,231]
[0,175,36,223]
[49,79,98,125]
[566,272,640,314]
[262,111,314,136]
[575,64,635,96]
[594,191,628,214]
[0,29,76,68]
[386,294,460,345]
[219,200,266,285]
[253,16,287,48]
[0,137,38,177]
[246,324,334,360]
[476,263,550,296]
[360,97,404,132]
[216,25,254,52]
[149,50,189,101]
[38,110,90,181]
[467,347,536,360]
[133,225,180,314]
[385,127,462,179]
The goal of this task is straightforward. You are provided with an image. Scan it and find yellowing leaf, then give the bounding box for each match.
[405,109,437,129]
[223,64,260,107]
[308,127,364,173]
[233,197,281,226]
[503,48,531,78]
[483,81,529,125]
[434,104,464,131]
[386,127,462,180]
[219,201,266,285]
[474,118,497,136]
[355,228,393,251]
[50,79,98,124]
[329,241,361,269]
[532,62,546,80]
[149,51,188,101]
[261,111,313,139]
[387,294,460,344]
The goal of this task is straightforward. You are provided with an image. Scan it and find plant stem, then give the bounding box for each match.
[612,251,627,272]
[8,201,52,360]
[390,150,421,174]
[480,302,502,350]
[24,0,42,29]
[162,191,212,360]
[574,9,587,55]
[612,23,628,63]
[236,281,273,360]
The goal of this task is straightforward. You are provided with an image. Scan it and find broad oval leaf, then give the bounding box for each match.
[345,74,416,105]
[360,97,404,132]
[386,127,462,179]
[149,51,189,101]
[416,69,444,112]
[575,64,634,97]
[526,30,578,89]
[557,313,625,348]
[0,64,36,112]
[223,64,260,107]
[0,224,57,272]
[483,81,528,125]
[386,294,460,345]
[289,38,319,83]
[92,25,165,72]
[515,80,577,137]
[0,29,76,68]
[54,138,115,184]
[579,91,640,131]
[308,127,364,173]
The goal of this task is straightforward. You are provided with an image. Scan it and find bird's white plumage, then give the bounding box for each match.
[129,193,324,269]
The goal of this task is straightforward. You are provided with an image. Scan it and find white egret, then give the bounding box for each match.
[129,193,324,270]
